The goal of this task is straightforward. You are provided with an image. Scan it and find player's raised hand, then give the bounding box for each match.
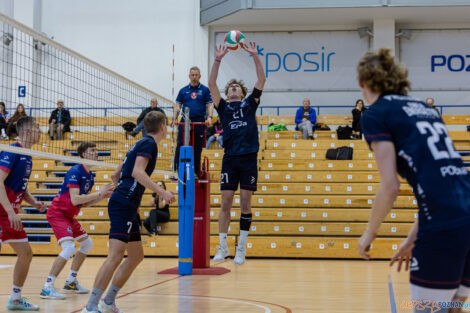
[390,239,414,272]
[8,211,23,231]
[100,182,115,198]
[243,42,258,55]
[215,45,229,61]
[161,190,176,204]
[358,231,376,260]
[35,201,47,213]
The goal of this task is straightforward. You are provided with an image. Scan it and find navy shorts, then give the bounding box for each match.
[220,153,258,191]
[108,196,142,243]
[410,224,470,289]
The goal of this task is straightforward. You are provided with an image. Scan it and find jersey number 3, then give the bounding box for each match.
[416,121,460,160]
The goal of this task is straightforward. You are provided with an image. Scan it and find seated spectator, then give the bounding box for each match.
[143,181,170,236]
[206,117,223,149]
[6,103,27,139]
[49,100,71,140]
[425,97,440,115]
[295,98,316,140]
[128,97,166,137]
[351,99,366,139]
[0,101,11,140]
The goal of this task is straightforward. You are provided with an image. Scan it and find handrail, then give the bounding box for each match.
[25,105,470,117]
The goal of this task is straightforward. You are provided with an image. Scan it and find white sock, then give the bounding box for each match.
[1,129,5,136]
[239,230,249,247]
[44,274,56,288]
[11,285,22,301]
[65,270,78,284]
[219,233,227,248]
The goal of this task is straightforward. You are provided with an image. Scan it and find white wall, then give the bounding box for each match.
[40,0,208,102]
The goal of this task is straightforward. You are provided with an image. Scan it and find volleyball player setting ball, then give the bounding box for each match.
[357,49,470,313]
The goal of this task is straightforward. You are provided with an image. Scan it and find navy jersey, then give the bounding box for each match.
[0,142,32,216]
[114,136,158,205]
[362,94,470,233]
[215,93,260,156]
[176,83,212,118]
[49,164,94,217]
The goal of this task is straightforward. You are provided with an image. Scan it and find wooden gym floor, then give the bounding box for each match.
[0,255,438,313]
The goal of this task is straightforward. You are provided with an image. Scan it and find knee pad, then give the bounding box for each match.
[410,283,457,302]
[456,284,470,298]
[59,241,76,260]
[78,237,93,255]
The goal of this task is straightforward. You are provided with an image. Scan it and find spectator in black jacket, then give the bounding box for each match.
[128,98,166,137]
[143,181,170,236]
[351,99,365,139]
[49,100,71,140]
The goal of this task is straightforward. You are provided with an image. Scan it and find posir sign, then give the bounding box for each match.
[214,31,369,91]
[264,46,336,77]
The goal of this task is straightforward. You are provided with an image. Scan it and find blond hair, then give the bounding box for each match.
[357,48,411,95]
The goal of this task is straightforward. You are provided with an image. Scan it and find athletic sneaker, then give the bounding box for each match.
[40,285,66,300]
[63,280,90,294]
[233,245,246,265]
[98,299,124,313]
[6,297,40,311]
[213,245,230,262]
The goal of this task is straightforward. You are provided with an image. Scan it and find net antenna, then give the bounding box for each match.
[183,107,191,146]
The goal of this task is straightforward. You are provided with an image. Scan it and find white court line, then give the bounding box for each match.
[136,294,271,313]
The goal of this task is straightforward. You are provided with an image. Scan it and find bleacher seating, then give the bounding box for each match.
[2,114,469,259]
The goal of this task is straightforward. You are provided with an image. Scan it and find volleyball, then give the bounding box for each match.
[224,30,246,50]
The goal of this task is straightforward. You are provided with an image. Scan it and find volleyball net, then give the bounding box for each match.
[0,13,176,175]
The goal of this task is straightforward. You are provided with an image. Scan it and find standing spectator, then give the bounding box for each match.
[6,104,27,139]
[295,98,316,140]
[142,181,170,236]
[0,102,11,140]
[49,100,71,140]
[173,66,214,176]
[352,99,366,139]
[425,97,440,115]
[206,117,223,149]
[128,98,166,138]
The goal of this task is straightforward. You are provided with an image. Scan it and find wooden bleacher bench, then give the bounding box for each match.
[259,160,377,171]
[210,194,417,208]
[19,207,418,224]
[265,139,369,150]
[0,235,236,257]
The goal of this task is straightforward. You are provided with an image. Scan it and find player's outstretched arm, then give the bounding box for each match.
[111,162,123,185]
[70,182,115,207]
[358,141,400,260]
[243,42,266,92]
[0,170,22,231]
[209,45,229,108]
[132,156,175,204]
[23,191,47,212]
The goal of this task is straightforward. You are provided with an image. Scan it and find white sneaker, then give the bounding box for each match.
[40,285,66,300]
[233,245,246,265]
[80,308,98,313]
[98,299,124,313]
[213,245,230,262]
